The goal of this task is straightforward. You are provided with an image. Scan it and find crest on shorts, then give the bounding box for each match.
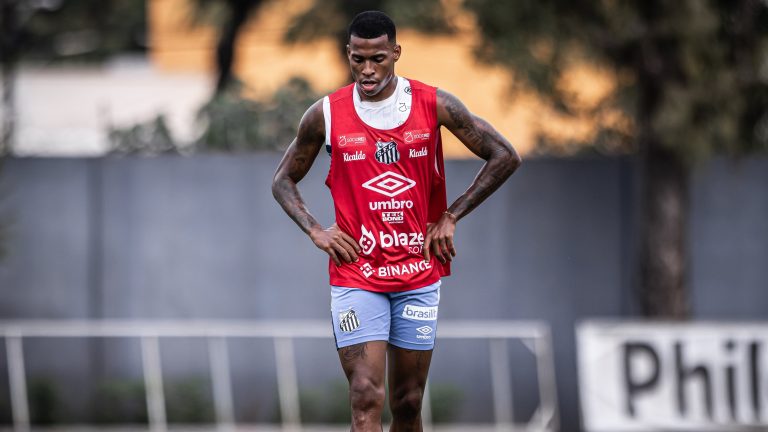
[339,309,360,333]
[375,140,400,165]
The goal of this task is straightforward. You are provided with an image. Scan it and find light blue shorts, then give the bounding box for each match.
[331,280,441,350]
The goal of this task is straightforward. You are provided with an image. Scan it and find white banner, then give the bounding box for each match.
[577,321,768,431]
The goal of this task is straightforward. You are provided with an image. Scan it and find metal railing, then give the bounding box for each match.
[1,320,559,432]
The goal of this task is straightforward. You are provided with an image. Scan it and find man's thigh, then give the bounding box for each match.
[388,280,441,350]
[331,286,391,349]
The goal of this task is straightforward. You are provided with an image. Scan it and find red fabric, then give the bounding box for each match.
[325,79,450,292]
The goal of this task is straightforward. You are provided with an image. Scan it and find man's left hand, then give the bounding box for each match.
[424,211,457,264]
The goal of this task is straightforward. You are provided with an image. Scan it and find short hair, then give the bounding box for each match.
[348,11,396,43]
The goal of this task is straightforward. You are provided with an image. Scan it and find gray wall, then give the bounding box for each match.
[0,154,766,429]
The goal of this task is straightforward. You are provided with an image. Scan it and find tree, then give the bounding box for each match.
[190,0,453,93]
[463,0,768,317]
[284,0,453,65]
[1,0,21,154]
[0,0,146,153]
[183,0,454,151]
[190,0,267,95]
[193,77,320,151]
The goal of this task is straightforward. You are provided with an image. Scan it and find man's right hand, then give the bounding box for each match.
[309,223,361,266]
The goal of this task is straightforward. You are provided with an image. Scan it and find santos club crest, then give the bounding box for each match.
[375,140,400,164]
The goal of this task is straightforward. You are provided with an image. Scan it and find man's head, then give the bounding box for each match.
[347,11,401,100]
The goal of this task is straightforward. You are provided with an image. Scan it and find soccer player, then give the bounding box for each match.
[272,10,520,431]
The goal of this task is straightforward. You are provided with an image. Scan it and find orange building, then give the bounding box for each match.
[149,0,617,157]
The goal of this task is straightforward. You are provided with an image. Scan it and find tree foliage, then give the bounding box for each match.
[194,77,320,151]
[463,0,768,317]
[108,115,178,156]
[108,77,320,154]
[15,0,146,61]
[188,0,454,92]
[284,0,454,62]
[464,0,768,160]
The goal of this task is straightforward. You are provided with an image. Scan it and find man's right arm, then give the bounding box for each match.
[271,99,360,266]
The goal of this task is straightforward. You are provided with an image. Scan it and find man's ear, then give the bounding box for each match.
[346,44,351,57]
[393,44,401,61]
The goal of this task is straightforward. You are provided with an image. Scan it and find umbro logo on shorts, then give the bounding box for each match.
[416,325,433,340]
[339,309,360,333]
[416,326,433,335]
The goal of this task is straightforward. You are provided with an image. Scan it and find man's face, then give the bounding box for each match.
[347,34,401,100]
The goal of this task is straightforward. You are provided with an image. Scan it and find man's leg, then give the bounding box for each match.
[338,341,388,431]
[387,346,433,432]
[386,281,441,432]
[331,286,392,431]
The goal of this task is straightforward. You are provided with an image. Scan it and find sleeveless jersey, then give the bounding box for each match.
[325,79,450,293]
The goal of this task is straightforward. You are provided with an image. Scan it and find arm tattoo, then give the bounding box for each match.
[443,96,487,152]
[272,100,325,235]
[272,144,321,234]
[438,90,521,220]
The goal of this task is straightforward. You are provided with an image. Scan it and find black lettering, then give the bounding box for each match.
[675,342,713,418]
[624,342,661,417]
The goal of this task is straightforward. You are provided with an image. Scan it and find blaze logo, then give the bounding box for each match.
[359,225,376,255]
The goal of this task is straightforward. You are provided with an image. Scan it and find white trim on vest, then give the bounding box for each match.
[323,76,412,153]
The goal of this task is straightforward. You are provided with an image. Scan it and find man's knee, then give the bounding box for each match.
[390,387,424,420]
[349,376,385,413]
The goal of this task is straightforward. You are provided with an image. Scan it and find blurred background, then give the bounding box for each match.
[0,0,767,431]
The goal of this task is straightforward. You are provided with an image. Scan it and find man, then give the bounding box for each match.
[272,11,520,431]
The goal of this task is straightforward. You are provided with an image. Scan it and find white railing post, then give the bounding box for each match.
[534,329,559,431]
[208,336,235,431]
[489,338,513,431]
[274,337,301,431]
[141,336,167,432]
[0,320,557,431]
[6,334,30,432]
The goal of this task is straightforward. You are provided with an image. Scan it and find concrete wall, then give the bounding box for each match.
[0,154,766,429]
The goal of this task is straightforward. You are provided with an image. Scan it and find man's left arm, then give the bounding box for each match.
[424,89,521,263]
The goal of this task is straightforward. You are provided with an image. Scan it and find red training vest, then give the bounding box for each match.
[325,79,450,292]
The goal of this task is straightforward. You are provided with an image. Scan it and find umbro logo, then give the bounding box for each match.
[416,326,433,335]
[362,171,416,197]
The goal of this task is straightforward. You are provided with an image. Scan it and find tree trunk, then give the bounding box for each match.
[635,2,690,319]
[214,0,262,95]
[0,0,18,154]
[639,144,689,318]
